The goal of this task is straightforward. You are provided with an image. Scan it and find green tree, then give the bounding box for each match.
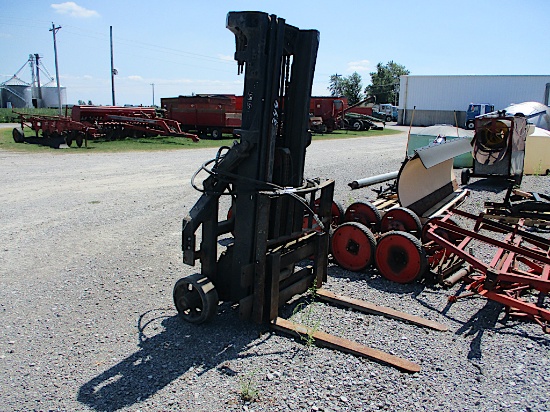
[328,72,364,105]
[364,61,410,105]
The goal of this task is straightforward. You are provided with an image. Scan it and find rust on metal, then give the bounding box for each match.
[271,317,421,373]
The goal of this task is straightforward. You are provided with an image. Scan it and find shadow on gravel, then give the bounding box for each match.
[77,307,280,411]
[454,300,502,360]
[462,178,511,194]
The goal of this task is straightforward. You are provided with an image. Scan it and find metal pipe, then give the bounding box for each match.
[348,170,399,189]
[442,266,472,288]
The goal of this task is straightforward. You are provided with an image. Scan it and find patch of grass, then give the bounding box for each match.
[0,126,402,153]
[238,369,259,402]
[311,128,402,140]
[290,285,321,347]
[0,108,68,123]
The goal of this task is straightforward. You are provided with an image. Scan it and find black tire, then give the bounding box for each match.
[375,231,427,283]
[210,128,222,139]
[466,120,475,130]
[344,201,382,232]
[173,274,219,324]
[461,169,471,185]
[65,135,73,147]
[352,120,362,131]
[380,207,422,238]
[385,115,392,122]
[76,135,84,148]
[12,127,25,143]
[331,222,377,271]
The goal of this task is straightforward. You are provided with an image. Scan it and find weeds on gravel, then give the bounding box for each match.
[291,285,321,347]
[238,369,260,402]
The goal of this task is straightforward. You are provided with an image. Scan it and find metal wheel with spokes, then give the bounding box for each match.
[173,274,219,324]
[375,231,427,283]
[331,222,377,271]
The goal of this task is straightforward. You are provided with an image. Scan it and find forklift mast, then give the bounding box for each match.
[177,11,334,324]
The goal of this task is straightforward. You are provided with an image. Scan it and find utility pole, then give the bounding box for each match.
[110,26,116,106]
[35,53,42,101]
[150,83,155,106]
[50,22,62,116]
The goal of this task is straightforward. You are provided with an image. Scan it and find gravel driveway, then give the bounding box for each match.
[0,130,548,411]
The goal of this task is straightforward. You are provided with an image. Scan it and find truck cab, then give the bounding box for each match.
[466,103,494,129]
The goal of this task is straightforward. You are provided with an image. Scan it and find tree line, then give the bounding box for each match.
[329,61,409,106]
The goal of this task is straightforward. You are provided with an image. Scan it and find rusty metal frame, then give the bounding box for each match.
[424,208,550,332]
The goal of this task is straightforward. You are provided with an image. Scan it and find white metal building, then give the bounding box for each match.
[398,75,550,127]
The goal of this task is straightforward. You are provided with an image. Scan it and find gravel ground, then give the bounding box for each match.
[0,128,549,411]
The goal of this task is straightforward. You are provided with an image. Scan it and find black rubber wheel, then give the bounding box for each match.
[65,135,73,147]
[331,222,377,271]
[76,135,84,148]
[312,199,345,229]
[12,127,25,143]
[461,169,471,185]
[385,115,392,122]
[375,231,427,283]
[210,128,222,139]
[380,207,422,238]
[173,274,219,324]
[352,120,362,131]
[344,201,382,232]
[466,120,475,130]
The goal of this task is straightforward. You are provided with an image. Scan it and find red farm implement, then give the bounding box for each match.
[12,105,198,148]
[423,209,550,333]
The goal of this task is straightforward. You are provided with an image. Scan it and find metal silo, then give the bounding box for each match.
[0,77,32,108]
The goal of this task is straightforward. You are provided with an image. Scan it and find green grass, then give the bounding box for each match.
[0,126,402,153]
[0,108,68,123]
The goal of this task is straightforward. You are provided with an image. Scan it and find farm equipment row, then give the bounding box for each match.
[12,105,199,147]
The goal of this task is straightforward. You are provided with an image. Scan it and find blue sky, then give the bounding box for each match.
[1,0,548,106]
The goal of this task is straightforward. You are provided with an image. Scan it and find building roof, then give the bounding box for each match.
[0,76,30,87]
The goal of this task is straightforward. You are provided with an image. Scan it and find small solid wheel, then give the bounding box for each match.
[65,135,73,147]
[173,274,219,324]
[331,222,377,271]
[375,231,427,283]
[210,128,222,139]
[76,135,84,148]
[344,201,382,232]
[312,199,345,229]
[12,127,25,143]
[461,169,470,185]
[380,207,422,237]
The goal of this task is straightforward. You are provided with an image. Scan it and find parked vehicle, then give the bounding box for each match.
[309,96,347,132]
[465,103,494,129]
[372,104,398,122]
[161,94,242,138]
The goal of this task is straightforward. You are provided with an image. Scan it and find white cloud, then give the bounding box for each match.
[347,59,371,73]
[218,54,234,62]
[127,75,144,81]
[51,2,100,18]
